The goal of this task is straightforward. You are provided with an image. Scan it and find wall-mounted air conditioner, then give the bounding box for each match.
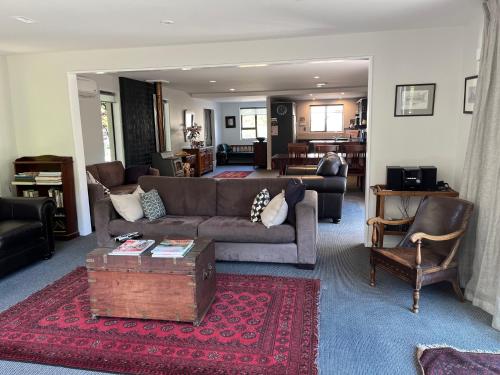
[77,77,98,97]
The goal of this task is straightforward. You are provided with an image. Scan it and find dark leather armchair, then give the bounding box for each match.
[0,197,56,278]
[285,153,348,223]
[367,196,473,313]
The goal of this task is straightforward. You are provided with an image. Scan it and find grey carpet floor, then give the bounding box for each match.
[0,192,499,375]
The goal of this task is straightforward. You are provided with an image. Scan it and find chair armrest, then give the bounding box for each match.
[0,197,56,251]
[295,190,318,265]
[410,229,465,243]
[367,216,414,247]
[148,167,160,176]
[367,217,414,226]
[94,198,119,246]
[0,197,55,222]
[285,166,317,176]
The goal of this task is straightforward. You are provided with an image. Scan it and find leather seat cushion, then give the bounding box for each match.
[108,215,207,238]
[0,220,42,250]
[372,246,447,269]
[198,216,295,243]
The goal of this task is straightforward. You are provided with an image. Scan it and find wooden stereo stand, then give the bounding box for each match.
[370,184,459,238]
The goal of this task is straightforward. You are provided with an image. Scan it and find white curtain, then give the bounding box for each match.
[460,0,500,330]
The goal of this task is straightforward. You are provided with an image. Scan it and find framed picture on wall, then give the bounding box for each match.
[463,75,478,114]
[394,83,436,117]
[225,116,236,128]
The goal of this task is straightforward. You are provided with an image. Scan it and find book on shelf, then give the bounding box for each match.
[151,238,194,258]
[22,190,39,198]
[110,239,155,256]
[48,188,64,208]
[38,171,62,177]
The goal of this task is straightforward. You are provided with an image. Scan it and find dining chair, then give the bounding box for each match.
[313,144,339,156]
[287,143,308,165]
[340,144,366,190]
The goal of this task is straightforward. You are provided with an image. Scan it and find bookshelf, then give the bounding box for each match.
[13,155,79,240]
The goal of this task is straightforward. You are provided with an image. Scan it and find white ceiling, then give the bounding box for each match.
[117,59,369,101]
[0,0,479,55]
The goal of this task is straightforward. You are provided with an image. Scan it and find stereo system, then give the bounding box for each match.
[386,166,437,191]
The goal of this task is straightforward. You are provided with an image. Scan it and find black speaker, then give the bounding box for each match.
[386,166,403,190]
[420,166,437,190]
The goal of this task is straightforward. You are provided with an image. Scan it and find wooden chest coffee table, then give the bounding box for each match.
[85,238,216,326]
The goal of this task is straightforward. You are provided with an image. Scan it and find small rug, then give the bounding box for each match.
[213,171,253,179]
[417,345,500,375]
[0,267,319,375]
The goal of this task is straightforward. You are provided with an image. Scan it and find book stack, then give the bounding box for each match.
[110,239,155,256]
[12,172,37,185]
[48,188,64,208]
[151,239,194,258]
[35,171,62,185]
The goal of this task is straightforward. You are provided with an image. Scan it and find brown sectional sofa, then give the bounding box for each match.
[86,161,159,226]
[95,176,318,268]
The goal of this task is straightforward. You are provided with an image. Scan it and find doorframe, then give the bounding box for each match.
[67,56,374,238]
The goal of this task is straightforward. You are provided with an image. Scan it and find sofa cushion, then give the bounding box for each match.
[0,220,42,251]
[109,184,137,195]
[216,178,289,217]
[108,215,207,238]
[316,152,342,176]
[198,216,295,243]
[139,176,216,217]
[96,161,125,187]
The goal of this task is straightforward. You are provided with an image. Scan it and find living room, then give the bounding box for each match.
[0,1,499,374]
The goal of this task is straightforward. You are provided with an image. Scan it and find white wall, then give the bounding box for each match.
[162,86,219,153]
[4,21,483,235]
[78,74,124,166]
[219,101,266,145]
[0,56,16,196]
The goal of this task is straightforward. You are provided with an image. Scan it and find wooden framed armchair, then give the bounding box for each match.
[367,196,473,313]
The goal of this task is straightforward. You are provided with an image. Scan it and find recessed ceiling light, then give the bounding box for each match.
[316,83,327,87]
[313,97,317,100]
[95,72,106,75]
[341,92,345,95]
[181,67,192,71]
[209,80,216,83]
[12,16,37,24]
[238,64,268,68]
[229,88,236,91]
[309,93,313,96]
[160,19,175,24]
[313,76,320,79]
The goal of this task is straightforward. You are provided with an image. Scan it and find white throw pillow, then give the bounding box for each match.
[110,186,145,222]
[261,190,288,228]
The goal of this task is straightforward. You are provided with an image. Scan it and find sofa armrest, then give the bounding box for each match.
[148,167,160,176]
[285,166,317,175]
[94,198,119,246]
[295,190,318,265]
[0,197,56,251]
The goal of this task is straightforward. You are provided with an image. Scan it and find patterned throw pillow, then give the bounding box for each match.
[140,189,166,221]
[250,188,270,222]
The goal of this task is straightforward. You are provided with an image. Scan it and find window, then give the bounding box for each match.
[100,93,116,162]
[240,107,267,140]
[310,105,343,132]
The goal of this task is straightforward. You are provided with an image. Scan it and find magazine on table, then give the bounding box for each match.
[110,239,155,256]
[151,238,194,258]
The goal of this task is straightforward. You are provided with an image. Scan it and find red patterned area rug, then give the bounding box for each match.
[213,171,253,179]
[0,267,319,375]
[417,345,500,375]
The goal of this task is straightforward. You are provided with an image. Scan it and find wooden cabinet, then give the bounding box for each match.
[13,155,79,240]
[183,147,214,177]
[254,141,267,168]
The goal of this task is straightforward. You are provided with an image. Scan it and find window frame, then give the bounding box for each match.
[100,93,117,162]
[240,107,267,140]
[309,104,344,132]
